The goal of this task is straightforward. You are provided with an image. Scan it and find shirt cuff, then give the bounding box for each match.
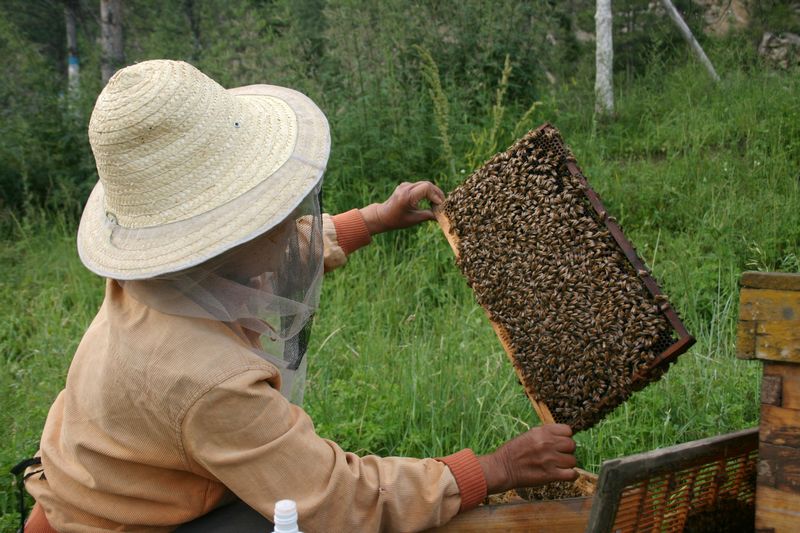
[331,209,372,255]
[436,449,487,513]
[25,503,58,533]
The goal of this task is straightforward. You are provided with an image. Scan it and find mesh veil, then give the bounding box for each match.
[120,187,324,404]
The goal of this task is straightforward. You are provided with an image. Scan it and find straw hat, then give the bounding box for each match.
[77,60,330,280]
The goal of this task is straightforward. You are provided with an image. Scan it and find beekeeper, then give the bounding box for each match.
[22,60,577,533]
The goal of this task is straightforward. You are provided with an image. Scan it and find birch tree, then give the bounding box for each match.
[595,0,614,116]
[65,0,79,95]
[100,0,125,85]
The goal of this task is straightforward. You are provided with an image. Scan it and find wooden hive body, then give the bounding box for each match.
[736,271,800,533]
[437,123,694,430]
[587,428,759,533]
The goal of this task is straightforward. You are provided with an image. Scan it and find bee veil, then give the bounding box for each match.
[120,187,324,405]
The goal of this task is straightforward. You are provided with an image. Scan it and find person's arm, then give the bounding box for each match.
[181,369,462,532]
[321,211,372,272]
[323,181,445,273]
[181,369,577,532]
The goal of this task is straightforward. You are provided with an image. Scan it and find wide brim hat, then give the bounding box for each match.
[77,60,330,280]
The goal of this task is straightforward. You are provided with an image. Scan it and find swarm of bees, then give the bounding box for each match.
[516,481,586,501]
[441,124,685,431]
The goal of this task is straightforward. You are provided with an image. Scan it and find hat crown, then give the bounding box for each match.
[88,60,295,229]
[77,60,330,280]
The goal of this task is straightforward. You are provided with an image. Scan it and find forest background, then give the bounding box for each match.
[1,0,799,529]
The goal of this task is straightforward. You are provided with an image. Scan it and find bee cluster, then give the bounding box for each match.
[516,481,586,501]
[442,125,675,431]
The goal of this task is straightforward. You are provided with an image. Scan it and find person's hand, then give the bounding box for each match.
[359,181,445,235]
[476,424,578,494]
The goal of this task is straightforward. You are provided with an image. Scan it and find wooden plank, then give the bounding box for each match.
[566,161,692,343]
[586,428,758,533]
[427,496,592,532]
[433,207,556,425]
[760,404,800,448]
[737,319,757,359]
[758,442,800,493]
[737,285,800,362]
[738,288,800,323]
[762,375,784,406]
[782,376,800,411]
[649,333,696,372]
[765,363,800,410]
[755,485,800,533]
[584,467,626,532]
[603,428,758,480]
[741,271,800,292]
[754,321,800,363]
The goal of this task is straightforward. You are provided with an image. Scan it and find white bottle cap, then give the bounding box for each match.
[273,499,300,533]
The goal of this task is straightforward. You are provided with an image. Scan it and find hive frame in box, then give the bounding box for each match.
[430,469,598,532]
[586,427,759,533]
[435,122,696,426]
[563,157,694,374]
[428,429,758,533]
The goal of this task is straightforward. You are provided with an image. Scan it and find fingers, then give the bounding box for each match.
[554,450,578,469]
[371,181,445,233]
[552,467,579,482]
[544,424,576,455]
[546,424,573,437]
[407,209,436,224]
[553,435,577,454]
[429,183,446,204]
[406,181,445,207]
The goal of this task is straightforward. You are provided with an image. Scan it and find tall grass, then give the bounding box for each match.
[2,42,799,532]
[307,45,799,469]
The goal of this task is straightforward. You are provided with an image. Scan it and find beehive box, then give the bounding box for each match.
[430,431,758,533]
[436,123,694,431]
[586,428,758,533]
[736,271,800,532]
[429,470,598,532]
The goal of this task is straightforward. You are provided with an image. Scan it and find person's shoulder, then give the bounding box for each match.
[84,280,279,399]
[99,283,280,393]
[147,311,279,384]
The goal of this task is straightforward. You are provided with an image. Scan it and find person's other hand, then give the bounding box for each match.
[476,424,578,494]
[359,181,445,235]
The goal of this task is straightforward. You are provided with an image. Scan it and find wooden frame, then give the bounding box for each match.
[585,428,759,532]
[434,207,555,424]
[426,469,597,532]
[428,496,593,532]
[736,271,800,532]
[737,271,800,363]
[434,123,695,427]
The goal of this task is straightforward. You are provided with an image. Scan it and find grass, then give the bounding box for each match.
[1,54,799,529]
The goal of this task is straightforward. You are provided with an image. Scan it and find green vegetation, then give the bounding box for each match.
[2,1,799,530]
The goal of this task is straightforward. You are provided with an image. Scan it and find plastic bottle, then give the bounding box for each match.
[273,499,302,533]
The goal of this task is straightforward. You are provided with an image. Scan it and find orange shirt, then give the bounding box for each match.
[25,211,486,532]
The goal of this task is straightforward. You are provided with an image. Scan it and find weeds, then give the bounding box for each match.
[415,44,456,178]
[1,7,799,529]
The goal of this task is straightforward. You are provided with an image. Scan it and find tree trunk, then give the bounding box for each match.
[100,0,125,85]
[65,0,80,94]
[660,0,720,82]
[183,0,202,60]
[594,0,614,116]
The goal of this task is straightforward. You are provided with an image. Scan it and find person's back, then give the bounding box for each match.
[27,280,275,530]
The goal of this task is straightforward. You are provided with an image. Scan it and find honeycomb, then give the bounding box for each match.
[441,124,688,430]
